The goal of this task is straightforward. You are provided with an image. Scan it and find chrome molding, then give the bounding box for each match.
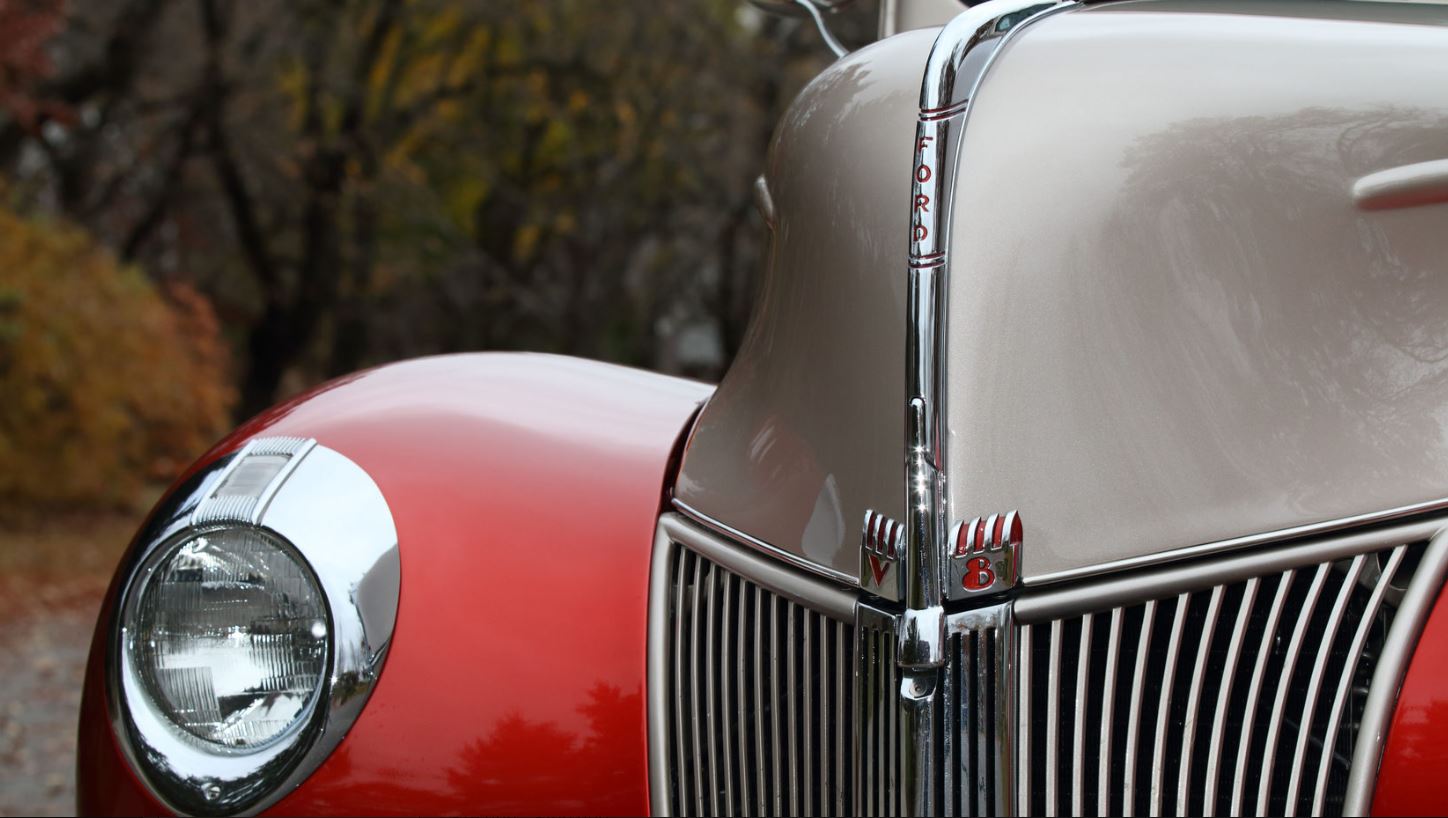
[1014,513,1448,623]
[1029,494,1448,586]
[674,497,859,586]
[888,1,1072,812]
[891,0,1075,611]
[657,513,856,621]
[109,437,400,816]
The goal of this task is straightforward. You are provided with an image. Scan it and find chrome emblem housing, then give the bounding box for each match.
[860,509,905,597]
[947,510,1022,600]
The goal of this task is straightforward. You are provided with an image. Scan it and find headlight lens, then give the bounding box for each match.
[129,526,329,749]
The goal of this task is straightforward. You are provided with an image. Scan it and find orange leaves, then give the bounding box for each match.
[0,208,233,515]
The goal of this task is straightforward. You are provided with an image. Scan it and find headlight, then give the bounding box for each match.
[129,527,328,749]
[111,437,399,815]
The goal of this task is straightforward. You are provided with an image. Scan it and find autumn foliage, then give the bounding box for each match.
[0,207,233,514]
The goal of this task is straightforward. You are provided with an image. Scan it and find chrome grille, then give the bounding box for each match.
[660,540,855,816]
[940,608,1014,817]
[857,609,900,817]
[1018,541,1424,817]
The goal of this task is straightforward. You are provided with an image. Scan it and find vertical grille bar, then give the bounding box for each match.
[1017,625,1032,817]
[1071,614,1092,817]
[706,564,723,813]
[735,579,751,818]
[672,549,693,812]
[1258,562,1332,815]
[690,556,708,816]
[1045,619,1062,817]
[1312,547,1405,815]
[776,593,787,816]
[1099,608,1123,817]
[1203,577,1259,817]
[1232,569,1295,817]
[753,585,768,816]
[721,572,737,815]
[1177,586,1224,815]
[1151,594,1191,816]
[1123,599,1157,818]
[976,630,990,817]
[1285,556,1365,815]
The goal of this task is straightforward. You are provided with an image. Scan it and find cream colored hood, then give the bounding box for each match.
[675,0,1448,586]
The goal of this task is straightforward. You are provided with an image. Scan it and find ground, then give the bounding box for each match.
[0,505,148,817]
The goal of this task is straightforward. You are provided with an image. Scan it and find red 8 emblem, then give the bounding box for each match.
[962,556,996,592]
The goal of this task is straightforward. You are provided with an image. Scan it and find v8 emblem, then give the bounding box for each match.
[859,509,903,599]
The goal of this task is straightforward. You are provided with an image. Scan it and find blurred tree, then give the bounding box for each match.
[0,0,869,422]
[0,205,232,515]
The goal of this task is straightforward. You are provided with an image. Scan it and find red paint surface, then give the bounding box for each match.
[1373,581,1448,816]
[76,353,711,816]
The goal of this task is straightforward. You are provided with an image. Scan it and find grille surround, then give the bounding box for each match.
[650,512,1448,816]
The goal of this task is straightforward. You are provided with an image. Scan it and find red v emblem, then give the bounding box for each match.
[867,554,890,585]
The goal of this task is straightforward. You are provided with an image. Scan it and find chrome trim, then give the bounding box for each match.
[888,4,1072,811]
[1259,561,1325,816]
[902,0,1071,610]
[1029,495,1448,586]
[1177,586,1223,814]
[674,498,859,587]
[1122,599,1155,818]
[1070,613,1090,817]
[1316,547,1404,816]
[1345,526,1448,815]
[1014,514,1448,623]
[1231,570,1296,817]
[649,512,861,815]
[1202,577,1258,817]
[1149,594,1189,817]
[792,0,850,58]
[1044,618,1061,817]
[1098,608,1122,817]
[652,508,1448,815]
[1285,556,1366,816]
[109,438,400,816]
[661,511,856,620]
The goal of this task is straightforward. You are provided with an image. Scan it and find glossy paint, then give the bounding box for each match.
[946,1,1448,583]
[1372,582,1448,816]
[77,353,711,816]
[674,28,928,582]
[677,0,1448,587]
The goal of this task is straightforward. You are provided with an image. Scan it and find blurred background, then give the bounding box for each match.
[0,0,877,812]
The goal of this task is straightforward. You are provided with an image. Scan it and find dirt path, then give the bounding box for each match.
[0,510,141,817]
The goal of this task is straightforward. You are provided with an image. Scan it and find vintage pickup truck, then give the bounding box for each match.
[76,0,1448,814]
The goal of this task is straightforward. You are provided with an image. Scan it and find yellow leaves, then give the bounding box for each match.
[0,207,233,514]
[513,223,542,263]
[445,174,491,230]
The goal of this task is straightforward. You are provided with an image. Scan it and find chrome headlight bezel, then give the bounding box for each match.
[109,437,400,816]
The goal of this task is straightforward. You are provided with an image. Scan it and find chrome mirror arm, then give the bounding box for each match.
[748,0,854,58]
[792,0,850,58]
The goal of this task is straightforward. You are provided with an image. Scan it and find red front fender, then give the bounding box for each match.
[77,353,712,816]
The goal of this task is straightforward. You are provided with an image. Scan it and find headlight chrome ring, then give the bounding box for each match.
[109,437,400,815]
